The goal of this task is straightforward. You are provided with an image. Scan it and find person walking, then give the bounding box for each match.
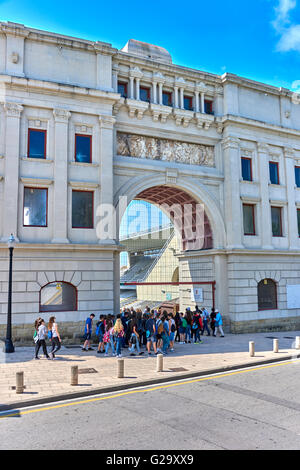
[82,313,95,351]
[104,320,116,356]
[168,312,176,351]
[113,315,125,357]
[201,307,211,336]
[145,311,157,355]
[48,316,61,359]
[34,319,50,359]
[210,308,216,336]
[161,312,170,355]
[214,310,225,337]
[128,316,144,356]
[192,310,202,344]
[185,309,192,343]
[179,312,187,344]
[96,315,105,354]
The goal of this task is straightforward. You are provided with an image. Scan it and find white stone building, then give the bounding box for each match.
[0,21,300,342]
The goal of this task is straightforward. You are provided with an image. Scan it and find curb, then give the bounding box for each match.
[1,352,299,413]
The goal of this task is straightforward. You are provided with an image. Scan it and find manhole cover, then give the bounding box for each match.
[169,367,188,372]
[78,368,98,374]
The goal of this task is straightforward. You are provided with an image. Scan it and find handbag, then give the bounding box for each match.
[33,331,39,343]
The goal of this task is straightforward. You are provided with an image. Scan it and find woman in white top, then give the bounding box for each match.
[48,316,61,359]
[35,319,50,359]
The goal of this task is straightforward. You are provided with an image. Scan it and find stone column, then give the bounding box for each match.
[135,78,140,101]
[52,109,71,244]
[222,136,243,249]
[2,103,23,241]
[179,87,184,109]
[194,91,200,113]
[158,82,163,105]
[257,142,273,249]
[98,115,116,244]
[129,76,135,99]
[201,92,205,113]
[284,147,298,249]
[174,86,179,108]
[152,82,157,104]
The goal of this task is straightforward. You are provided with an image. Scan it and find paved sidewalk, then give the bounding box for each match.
[1,330,300,411]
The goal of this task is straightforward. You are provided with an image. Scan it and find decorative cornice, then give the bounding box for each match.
[99,114,116,129]
[257,142,270,154]
[53,108,71,123]
[20,177,53,187]
[283,146,295,158]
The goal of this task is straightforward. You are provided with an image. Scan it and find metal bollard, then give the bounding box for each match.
[70,365,78,386]
[156,353,163,372]
[117,358,124,378]
[249,341,255,357]
[273,338,279,353]
[16,371,24,394]
[296,336,300,350]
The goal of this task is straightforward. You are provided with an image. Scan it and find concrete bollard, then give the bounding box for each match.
[16,372,24,394]
[70,365,78,386]
[296,336,300,350]
[156,353,163,372]
[273,339,279,353]
[249,341,255,357]
[117,358,124,378]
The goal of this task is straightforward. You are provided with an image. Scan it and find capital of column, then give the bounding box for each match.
[129,66,143,79]
[222,136,240,150]
[257,142,269,154]
[4,102,23,118]
[53,108,71,123]
[283,146,295,158]
[99,115,116,129]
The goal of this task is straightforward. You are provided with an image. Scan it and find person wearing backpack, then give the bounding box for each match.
[179,312,187,344]
[104,320,116,356]
[145,311,157,356]
[201,307,211,336]
[168,312,176,351]
[192,311,202,344]
[155,313,164,353]
[185,309,193,343]
[113,316,125,357]
[96,315,105,354]
[161,312,170,354]
[128,316,144,356]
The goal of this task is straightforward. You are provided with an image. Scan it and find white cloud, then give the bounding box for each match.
[273,0,296,31]
[277,23,300,51]
[272,0,300,52]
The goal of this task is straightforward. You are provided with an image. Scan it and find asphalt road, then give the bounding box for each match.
[1,359,300,450]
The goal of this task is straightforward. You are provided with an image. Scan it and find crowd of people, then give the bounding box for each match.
[33,306,224,360]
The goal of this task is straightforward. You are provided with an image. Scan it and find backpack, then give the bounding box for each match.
[48,330,53,339]
[181,318,187,329]
[156,320,164,335]
[171,322,176,333]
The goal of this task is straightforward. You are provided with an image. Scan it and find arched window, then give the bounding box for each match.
[258,279,277,311]
[40,282,77,312]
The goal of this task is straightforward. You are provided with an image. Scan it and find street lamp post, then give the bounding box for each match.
[5,234,15,353]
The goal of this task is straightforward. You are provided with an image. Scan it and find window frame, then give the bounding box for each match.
[271,206,283,237]
[71,189,94,229]
[23,186,48,228]
[297,208,300,237]
[241,157,253,182]
[27,128,47,159]
[269,161,280,185]
[295,166,300,188]
[117,81,128,99]
[39,281,78,313]
[204,99,214,115]
[162,90,172,107]
[140,86,151,103]
[258,279,278,311]
[74,133,92,164]
[183,95,193,111]
[243,203,256,236]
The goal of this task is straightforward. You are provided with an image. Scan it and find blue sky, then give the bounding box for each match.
[1,0,300,91]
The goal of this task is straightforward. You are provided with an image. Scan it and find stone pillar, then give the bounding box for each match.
[135,78,140,101]
[201,92,205,114]
[52,108,71,244]
[194,91,200,113]
[2,102,23,241]
[257,142,273,249]
[158,82,163,105]
[179,87,184,109]
[152,82,157,104]
[222,136,243,249]
[129,76,135,99]
[284,147,298,249]
[98,115,116,244]
[174,86,179,108]
[114,250,120,313]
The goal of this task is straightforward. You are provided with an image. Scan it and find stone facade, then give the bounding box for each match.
[0,21,300,342]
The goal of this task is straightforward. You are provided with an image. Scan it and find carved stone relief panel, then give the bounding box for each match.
[117,133,215,167]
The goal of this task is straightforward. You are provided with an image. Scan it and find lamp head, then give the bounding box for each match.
[7,234,16,249]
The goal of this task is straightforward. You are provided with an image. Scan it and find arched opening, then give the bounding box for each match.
[171,266,179,283]
[258,279,277,311]
[39,281,77,313]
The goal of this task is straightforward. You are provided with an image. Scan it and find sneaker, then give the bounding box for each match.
[170,348,174,352]
[104,353,108,357]
[139,352,144,355]
[34,357,40,360]
[130,353,136,356]
[88,348,94,351]
[81,348,87,351]
[194,341,199,344]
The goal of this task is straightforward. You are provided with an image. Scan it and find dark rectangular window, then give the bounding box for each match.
[298,209,300,237]
[271,206,282,237]
[140,87,150,102]
[204,100,213,115]
[118,81,128,98]
[184,96,193,111]
[243,204,255,235]
[28,129,46,159]
[162,91,172,107]
[72,190,93,229]
[241,157,252,181]
[75,134,92,164]
[295,166,300,188]
[23,187,47,227]
[269,161,279,185]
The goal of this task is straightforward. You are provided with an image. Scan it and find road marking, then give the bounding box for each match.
[0,359,298,419]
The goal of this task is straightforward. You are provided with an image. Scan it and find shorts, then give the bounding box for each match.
[179,327,186,334]
[169,332,175,342]
[147,335,156,344]
[84,332,91,340]
[98,333,103,342]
